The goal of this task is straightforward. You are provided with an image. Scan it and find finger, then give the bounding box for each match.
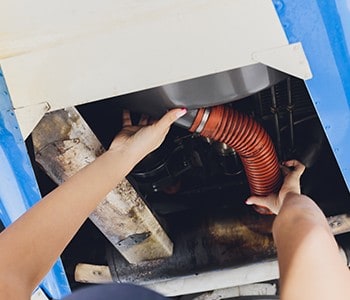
[138,114,149,126]
[281,165,290,177]
[253,205,274,215]
[122,110,132,127]
[284,159,300,168]
[148,117,156,125]
[245,195,269,206]
[284,160,305,176]
[246,195,278,215]
[156,108,187,130]
[294,161,306,175]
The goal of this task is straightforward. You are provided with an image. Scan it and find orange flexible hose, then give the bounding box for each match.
[189,106,282,197]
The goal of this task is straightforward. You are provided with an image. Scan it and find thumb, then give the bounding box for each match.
[284,159,306,177]
[246,195,266,206]
[156,108,187,130]
[246,195,276,215]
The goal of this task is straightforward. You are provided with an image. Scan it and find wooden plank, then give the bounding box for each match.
[32,107,173,264]
[75,264,112,284]
[327,214,350,236]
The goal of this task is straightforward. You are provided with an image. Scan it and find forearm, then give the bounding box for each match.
[274,193,331,237]
[273,193,350,300]
[0,108,184,300]
[0,147,140,298]
[273,193,332,278]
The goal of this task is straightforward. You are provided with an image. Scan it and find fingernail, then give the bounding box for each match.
[245,200,253,205]
[176,108,187,118]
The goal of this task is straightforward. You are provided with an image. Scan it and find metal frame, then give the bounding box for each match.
[273,0,350,190]
[0,68,70,299]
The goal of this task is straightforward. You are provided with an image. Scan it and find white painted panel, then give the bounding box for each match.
[14,102,50,139]
[253,43,312,80]
[0,0,195,59]
[193,283,277,299]
[145,260,280,296]
[31,288,49,300]
[1,0,288,115]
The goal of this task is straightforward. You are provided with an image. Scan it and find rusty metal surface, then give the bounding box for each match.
[107,211,277,284]
[32,107,173,264]
[107,208,350,285]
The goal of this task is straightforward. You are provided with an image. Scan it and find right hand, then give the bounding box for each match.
[109,108,187,162]
[246,160,306,215]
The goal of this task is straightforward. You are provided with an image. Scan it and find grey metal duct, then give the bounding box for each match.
[118,63,286,120]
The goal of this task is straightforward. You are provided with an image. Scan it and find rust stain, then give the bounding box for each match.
[207,214,276,257]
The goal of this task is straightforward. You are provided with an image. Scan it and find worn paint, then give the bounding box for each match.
[273,0,350,190]
[32,107,173,263]
[0,68,70,298]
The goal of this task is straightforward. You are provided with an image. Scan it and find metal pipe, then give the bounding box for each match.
[287,77,295,151]
[270,86,282,158]
[255,92,264,119]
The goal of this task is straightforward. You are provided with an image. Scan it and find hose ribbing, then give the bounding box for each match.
[189,106,282,196]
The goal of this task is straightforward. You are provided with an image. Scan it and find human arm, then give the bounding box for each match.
[246,160,350,300]
[0,108,186,300]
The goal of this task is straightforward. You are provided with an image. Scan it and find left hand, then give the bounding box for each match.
[109,108,187,162]
[246,160,306,215]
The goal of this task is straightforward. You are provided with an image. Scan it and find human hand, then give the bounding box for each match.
[245,160,306,215]
[109,108,187,163]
